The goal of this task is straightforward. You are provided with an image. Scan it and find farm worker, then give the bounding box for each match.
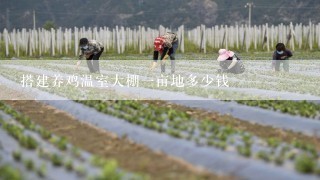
[76,38,104,73]
[217,49,245,74]
[272,43,293,72]
[152,32,179,74]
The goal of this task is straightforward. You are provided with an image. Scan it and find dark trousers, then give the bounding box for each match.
[275,60,289,72]
[86,47,104,73]
[161,40,178,73]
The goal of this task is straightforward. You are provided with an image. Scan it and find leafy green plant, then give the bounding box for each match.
[65,159,74,171]
[51,154,63,166]
[98,160,122,180]
[217,141,227,150]
[24,159,35,171]
[256,151,271,162]
[12,150,22,161]
[38,128,52,140]
[241,133,253,147]
[75,165,86,177]
[274,156,284,166]
[36,164,47,178]
[20,135,38,150]
[0,165,22,180]
[295,154,316,174]
[166,129,182,138]
[43,21,57,30]
[267,138,281,148]
[237,100,320,119]
[237,145,251,157]
[91,155,108,167]
[56,137,68,151]
[37,148,51,160]
[286,151,297,160]
[71,147,82,158]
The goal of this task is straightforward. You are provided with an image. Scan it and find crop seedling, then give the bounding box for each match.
[51,153,63,166]
[38,128,52,140]
[37,163,47,178]
[229,138,235,144]
[0,165,22,180]
[217,141,227,150]
[19,135,38,150]
[256,151,271,162]
[98,160,122,180]
[286,151,297,160]
[274,156,284,166]
[75,165,86,177]
[65,159,74,171]
[71,147,82,158]
[24,159,34,171]
[267,138,281,148]
[91,155,108,167]
[242,133,252,147]
[37,148,51,160]
[295,153,316,174]
[56,137,68,151]
[279,145,290,156]
[207,140,215,146]
[12,150,22,161]
[237,145,251,157]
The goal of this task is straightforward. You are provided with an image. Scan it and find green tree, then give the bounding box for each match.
[43,21,56,30]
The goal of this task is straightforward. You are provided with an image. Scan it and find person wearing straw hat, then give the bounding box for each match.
[152,32,179,74]
[272,43,292,72]
[217,49,245,74]
[76,38,104,73]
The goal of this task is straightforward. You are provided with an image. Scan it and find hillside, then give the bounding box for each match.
[0,0,319,30]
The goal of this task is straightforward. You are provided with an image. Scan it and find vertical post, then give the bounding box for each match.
[33,10,36,30]
[245,3,254,27]
[6,8,10,31]
[74,27,79,56]
[180,25,184,53]
[51,28,55,56]
[4,29,9,57]
[266,23,270,51]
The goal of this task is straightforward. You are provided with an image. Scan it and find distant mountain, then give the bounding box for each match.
[0,0,319,30]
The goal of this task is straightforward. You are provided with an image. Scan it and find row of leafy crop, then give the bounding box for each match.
[78,100,320,175]
[0,163,22,180]
[0,101,129,180]
[236,100,320,119]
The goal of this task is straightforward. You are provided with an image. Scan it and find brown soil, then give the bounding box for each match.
[147,100,320,150]
[3,98,228,180]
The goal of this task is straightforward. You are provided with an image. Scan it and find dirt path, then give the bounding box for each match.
[3,100,226,180]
